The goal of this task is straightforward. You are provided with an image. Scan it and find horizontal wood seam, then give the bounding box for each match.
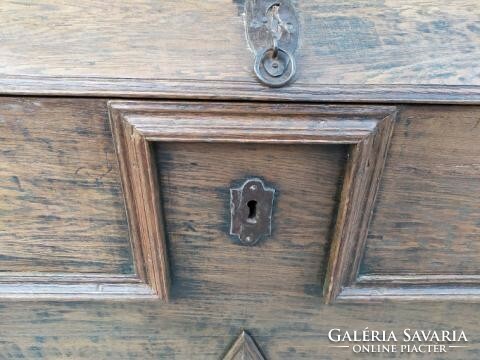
[2,76,480,104]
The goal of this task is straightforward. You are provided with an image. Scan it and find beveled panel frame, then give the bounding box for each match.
[108,100,397,303]
[222,330,265,360]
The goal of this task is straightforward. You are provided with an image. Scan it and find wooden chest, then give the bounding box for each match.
[0,1,479,358]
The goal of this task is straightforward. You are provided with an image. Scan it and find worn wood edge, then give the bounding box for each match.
[108,100,394,144]
[1,75,480,104]
[347,114,397,283]
[108,102,171,301]
[0,103,166,301]
[110,100,397,305]
[337,285,480,303]
[323,112,397,304]
[0,273,156,300]
[108,106,148,282]
[131,132,170,299]
[222,331,265,360]
[106,100,398,116]
[324,108,480,304]
[335,274,480,302]
[358,274,480,285]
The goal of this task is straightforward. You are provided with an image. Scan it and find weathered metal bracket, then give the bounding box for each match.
[245,0,299,87]
[230,178,275,246]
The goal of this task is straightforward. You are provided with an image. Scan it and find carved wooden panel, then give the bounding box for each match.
[339,106,480,302]
[0,97,154,300]
[223,331,265,360]
[108,100,397,302]
[155,142,346,301]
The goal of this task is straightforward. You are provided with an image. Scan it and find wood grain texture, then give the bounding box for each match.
[0,97,132,274]
[1,76,480,104]
[0,1,479,102]
[223,331,265,360]
[108,100,397,304]
[0,273,155,300]
[363,106,480,276]
[156,142,345,302]
[334,106,480,302]
[0,300,478,359]
[0,97,161,299]
[108,105,171,300]
[362,106,480,275]
[1,100,480,357]
[323,108,396,303]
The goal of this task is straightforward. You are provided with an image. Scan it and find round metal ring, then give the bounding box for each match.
[254,47,296,88]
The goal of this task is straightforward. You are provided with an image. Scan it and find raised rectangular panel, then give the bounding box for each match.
[0,98,155,300]
[343,106,480,302]
[108,100,397,302]
[156,142,345,300]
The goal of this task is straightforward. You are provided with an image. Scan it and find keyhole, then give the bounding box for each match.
[247,200,258,224]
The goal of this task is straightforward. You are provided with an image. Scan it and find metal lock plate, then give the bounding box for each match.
[245,0,299,87]
[230,178,275,246]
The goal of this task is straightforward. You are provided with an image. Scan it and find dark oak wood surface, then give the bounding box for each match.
[223,331,265,360]
[1,0,478,85]
[156,142,345,301]
[107,100,397,304]
[1,76,480,104]
[0,300,478,359]
[0,0,479,355]
[364,106,480,276]
[0,97,132,274]
[0,1,479,102]
[331,106,480,302]
[0,98,479,357]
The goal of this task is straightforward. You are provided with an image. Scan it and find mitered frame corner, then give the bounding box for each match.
[108,100,399,304]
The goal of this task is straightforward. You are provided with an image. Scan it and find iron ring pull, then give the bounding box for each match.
[247,0,298,87]
[254,47,296,88]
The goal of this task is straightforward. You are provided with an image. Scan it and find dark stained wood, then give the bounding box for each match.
[108,106,171,300]
[1,98,480,357]
[223,331,265,360]
[364,106,480,276]
[0,273,155,300]
[0,97,163,300]
[0,97,132,274]
[323,107,396,303]
[108,101,396,144]
[337,106,480,302]
[156,142,345,302]
[0,0,479,355]
[1,76,480,104]
[0,300,478,359]
[0,1,479,103]
[108,100,397,304]
[339,274,480,302]
[0,1,478,86]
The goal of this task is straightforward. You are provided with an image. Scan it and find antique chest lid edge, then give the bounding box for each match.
[0,0,479,103]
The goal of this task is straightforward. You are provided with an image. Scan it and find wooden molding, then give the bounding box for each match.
[322,112,397,303]
[1,75,480,104]
[0,273,156,300]
[107,100,397,303]
[108,104,171,301]
[223,331,265,360]
[335,275,480,303]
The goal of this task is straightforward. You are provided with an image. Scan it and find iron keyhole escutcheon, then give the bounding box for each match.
[246,200,258,224]
[230,178,275,245]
